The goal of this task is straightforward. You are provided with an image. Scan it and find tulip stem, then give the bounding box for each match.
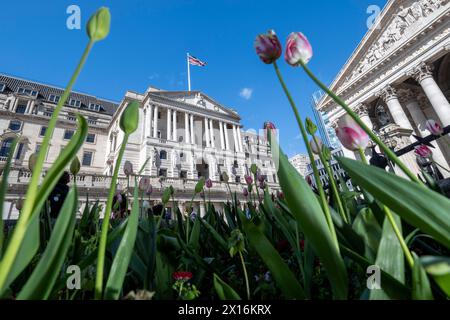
[357,147,414,269]
[273,61,339,251]
[432,160,450,174]
[299,61,423,186]
[95,133,130,299]
[239,251,251,300]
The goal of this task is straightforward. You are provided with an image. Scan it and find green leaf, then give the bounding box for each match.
[420,256,450,297]
[239,210,305,299]
[198,218,228,252]
[338,157,450,249]
[104,180,140,300]
[271,139,348,299]
[370,213,405,300]
[412,254,433,300]
[213,273,241,300]
[17,187,78,299]
[188,217,201,251]
[352,208,382,262]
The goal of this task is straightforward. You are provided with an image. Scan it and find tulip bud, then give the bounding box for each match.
[414,145,433,158]
[123,161,133,176]
[244,174,253,185]
[335,115,370,151]
[139,177,151,192]
[28,153,37,172]
[70,156,81,176]
[259,180,266,190]
[221,172,229,183]
[309,137,323,155]
[169,185,174,195]
[146,184,153,196]
[250,164,258,175]
[322,145,332,161]
[205,178,213,189]
[15,198,24,211]
[425,119,443,136]
[285,32,313,66]
[120,101,139,135]
[254,30,282,64]
[162,187,171,204]
[243,188,249,197]
[195,177,205,194]
[87,7,111,43]
[305,117,317,135]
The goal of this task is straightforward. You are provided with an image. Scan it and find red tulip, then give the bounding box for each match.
[415,145,433,158]
[425,119,443,136]
[254,30,282,64]
[335,115,370,151]
[205,178,213,189]
[244,175,253,185]
[285,32,313,66]
[173,271,193,281]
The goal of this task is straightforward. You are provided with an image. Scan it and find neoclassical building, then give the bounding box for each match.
[0,74,278,219]
[317,0,450,177]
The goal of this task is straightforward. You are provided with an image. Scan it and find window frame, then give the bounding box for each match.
[82,151,94,167]
[39,126,47,137]
[69,98,81,108]
[15,101,27,114]
[48,94,60,103]
[86,133,96,144]
[63,129,75,140]
[0,83,5,93]
[8,120,22,132]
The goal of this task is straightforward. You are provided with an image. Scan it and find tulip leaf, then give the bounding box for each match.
[198,218,228,252]
[337,157,450,249]
[412,254,433,300]
[420,256,450,297]
[352,208,382,262]
[104,180,140,300]
[213,273,241,300]
[17,187,78,299]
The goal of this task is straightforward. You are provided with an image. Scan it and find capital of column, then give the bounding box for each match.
[376,85,398,102]
[410,62,434,83]
[354,103,370,117]
[397,88,418,105]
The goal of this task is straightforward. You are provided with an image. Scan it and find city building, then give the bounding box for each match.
[311,91,341,150]
[289,153,309,176]
[317,0,450,178]
[0,74,279,219]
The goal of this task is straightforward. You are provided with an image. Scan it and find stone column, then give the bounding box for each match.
[377,86,413,130]
[153,105,159,138]
[167,109,172,140]
[173,110,177,142]
[148,104,153,138]
[354,103,374,131]
[190,114,195,144]
[144,106,150,138]
[219,121,225,150]
[237,126,243,152]
[204,118,210,147]
[184,112,190,144]
[224,123,230,150]
[209,119,215,148]
[412,63,450,126]
[232,125,239,152]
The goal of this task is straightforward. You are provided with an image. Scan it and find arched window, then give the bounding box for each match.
[0,138,14,157]
[8,120,22,131]
[160,150,167,160]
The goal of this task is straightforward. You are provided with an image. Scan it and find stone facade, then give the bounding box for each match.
[289,153,309,176]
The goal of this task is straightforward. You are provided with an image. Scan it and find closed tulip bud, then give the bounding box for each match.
[123,161,133,176]
[425,119,443,136]
[16,198,24,211]
[120,101,139,135]
[335,115,370,151]
[139,177,151,192]
[259,180,266,190]
[87,7,111,43]
[70,156,80,176]
[243,187,249,197]
[415,145,433,158]
[205,178,213,189]
[244,174,253,185]
[257,172,265,183]
[221,172,229,183]
[254,30,282,64]
[162,187,171,204]
[305,117,317,135]
[285,32,313,66]
[309,137,323,155]
[250,164,258,175]
[195,177,205,194]
[28,153,37,172]
[322,145,332,161]
[169,185,174,195]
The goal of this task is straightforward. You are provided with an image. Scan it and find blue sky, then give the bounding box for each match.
[0,0,387,157]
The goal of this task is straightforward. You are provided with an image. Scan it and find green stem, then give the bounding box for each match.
[273,62,339,251]
[239,251,251,300]
[95,134,129,299]
[299,61,423,186]
[358,147,414,269]
[0,40,94,290]
[432,160,450,174]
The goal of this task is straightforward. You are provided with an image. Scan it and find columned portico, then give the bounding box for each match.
[153,105,159,138]
[209,119,215,148]
[223,122,230,150]
[190,114,195,145]
[173,110,178,142]
[167,109,172,140]
[184,112,190,144]
[204,117,210,147]
[219,121,225,150]
[377,86,413,130]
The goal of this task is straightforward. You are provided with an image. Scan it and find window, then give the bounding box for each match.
[159,168,167,177]
[35,144,41,153]
[8,120,22,131]
[66,113,77,121]
[15,101,27,114]
[89,103,102,111]
[160,150,167,160]
[40,126,47,136]
[0,138,14,157]
[43,107,53,117]
[0,83,5,92]
[88,117,98,125]
[17,87,38,97]
[180,170,187,179]
[15,143,24,160]
[82,151,93,166]
[235,176,241,183]
[48,94,60,103]
[86,133,96,143]
[69,98,81,108]
[64,130,74,140]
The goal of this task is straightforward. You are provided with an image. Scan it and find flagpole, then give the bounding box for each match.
[187,52,191,92]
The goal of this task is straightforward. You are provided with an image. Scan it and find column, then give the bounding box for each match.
[190,114,195,144]
[173,110,177,142]
[237,126,243,153]
[404,93,449,174]
[204,118,210,147]
[232,125,239,152]
[377,86,413,130]
[219,121,225,150]
[223,122,230,150]
[148,104,153,138]
[209,119,215,148]
[184,112,190,144]
[412,63,450,126]
[167,109,172,140]
[354,103,373,131]
[153,105,159,138]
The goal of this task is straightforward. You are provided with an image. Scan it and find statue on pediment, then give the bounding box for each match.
[429,0,443,10]
[397,5,416,25]
[411,2,425,19]
[420,0,435,16]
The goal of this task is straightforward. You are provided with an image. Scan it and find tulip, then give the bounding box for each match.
[243,188,249,197]
[123,161,133,176]
[28,153,37,172]
[254,30,282,64]
[244,174,253,185]
[250,164,258,175]
[221,172,229,183]
[195,177,205,193]
[335,115,370,151]
[205,178,213,189]
[305,117,317,135]
[87,7,111,43]
[259,180,266,190]
[70,156,81,176]
[425,119,443,136]
[120,101,139,135]
[415,145,433,158]
[309,136,323,155]
[173,271,193,281]
[145,184,153,196]
[15,198,24,211]
[285,32,313,66]
[139,177,151,192]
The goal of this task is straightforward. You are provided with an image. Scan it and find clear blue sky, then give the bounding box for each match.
[0,0,387,157]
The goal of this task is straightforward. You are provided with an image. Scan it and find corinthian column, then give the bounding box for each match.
[153,105,159,138]
[190,114,194,144]
[237,126,243,152]
[377,85,413,130]
[209,119,215,148]
[173,110,177,142]
[411,63,450,126]
[224,122,230,150]
[167,109,172,140]
[204,118,210,147]
[219,121,225,150]
[184,112,190,144]
[354,103,373,131]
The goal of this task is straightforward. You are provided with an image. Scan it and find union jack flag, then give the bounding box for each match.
[188,54,207,67]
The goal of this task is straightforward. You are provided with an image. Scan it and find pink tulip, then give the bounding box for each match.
[243,188,249,197]
[285,32,313,66]
[205,178,213,189]
[139,177,151,192]
[335,115,370,151]
[123,161,133,176]
[415,145,433,158]
[244,174,253,185]
[254,30,282,64]
[425,119,443,136]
